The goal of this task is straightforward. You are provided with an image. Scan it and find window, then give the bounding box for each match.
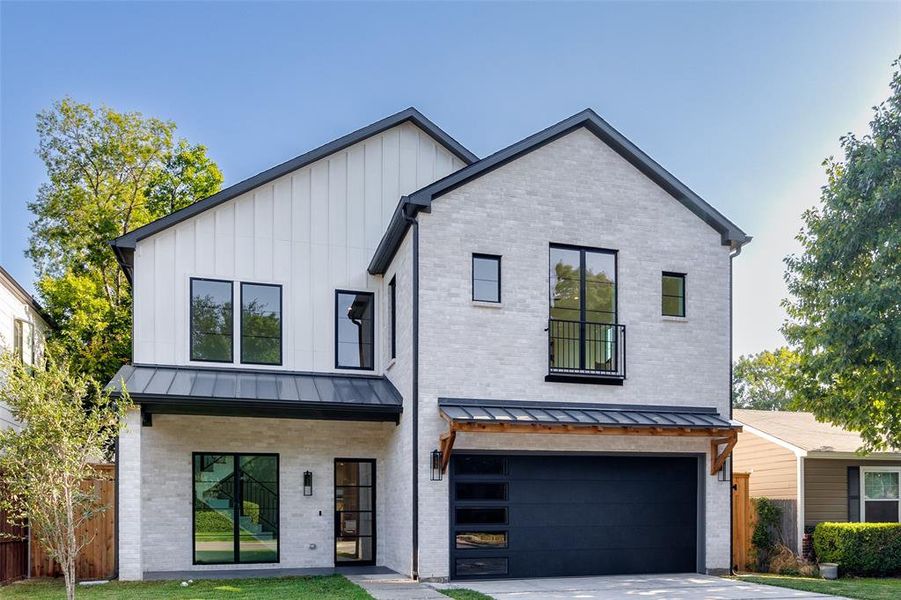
[472,254,501,303]
[241,283,282,365]
[190,279,233,362]
[388,277,396,360]
[455,532,508,549]
[861,468,900,523]
[13,319,34,365]
[662,272,686,317]
[335,291,374,370]
[193,453,279,564]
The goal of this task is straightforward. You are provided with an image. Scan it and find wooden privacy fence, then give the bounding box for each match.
[732,472,753,572]
[0,507,29,584]
[30,464,115,581]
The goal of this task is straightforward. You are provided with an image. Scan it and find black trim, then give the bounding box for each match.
[471,254,502,303]
[240,282,283,366]
[370,108,751,274]
[388,276,396,360]
[544,373,624,386]
[189,277,234,364]
[192,452,280,566]
[334,290,375,371]
[848,466,861,522]
[334,458,377,567]
[138,397,400,423]
[662,272,686,318]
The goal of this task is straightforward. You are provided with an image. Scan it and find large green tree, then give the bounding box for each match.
[782,58,901,451]
[28,98,222,383]
[733,348,799,410]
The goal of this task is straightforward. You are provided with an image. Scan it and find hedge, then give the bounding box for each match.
[195,501,261,534]
[813,522,901,575]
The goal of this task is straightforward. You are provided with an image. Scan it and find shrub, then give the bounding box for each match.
[751,498,784,571]
[813,522,901,576]
[769,544,818,577]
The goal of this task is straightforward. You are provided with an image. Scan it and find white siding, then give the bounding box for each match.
[132,123,464,371]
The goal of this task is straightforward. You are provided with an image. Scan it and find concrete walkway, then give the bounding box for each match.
[347,573,449,600]
[436,573,850,600]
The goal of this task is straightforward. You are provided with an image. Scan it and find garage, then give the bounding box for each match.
[449,453,700,580]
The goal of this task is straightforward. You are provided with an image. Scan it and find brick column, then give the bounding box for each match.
[117,407,143,580]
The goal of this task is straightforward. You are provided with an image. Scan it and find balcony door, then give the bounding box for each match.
[549,244,618,374]
[335,459,376,565]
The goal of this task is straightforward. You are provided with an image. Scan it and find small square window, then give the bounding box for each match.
[472,254,501,303]
[662,272,686,317]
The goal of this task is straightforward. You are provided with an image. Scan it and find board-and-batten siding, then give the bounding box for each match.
[732,430,798,500]
[132,122,464,372]
[804,458,901,526]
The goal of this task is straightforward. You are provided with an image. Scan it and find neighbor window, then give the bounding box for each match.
[13,319,34,366]
[193,453,279,564]
[662,272,686,317]
[241,283,282,365]
[388,277,396,360]
[472,254,501,303]
[336,291,374,369]
[190,279,233,362]
[861,468,900,522]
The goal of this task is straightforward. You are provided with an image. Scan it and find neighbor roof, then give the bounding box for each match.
[109,107,477,283]
[369,108,751,274]
[734,409,896,455]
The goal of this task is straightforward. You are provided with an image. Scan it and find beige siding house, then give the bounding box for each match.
[733,409,901,554]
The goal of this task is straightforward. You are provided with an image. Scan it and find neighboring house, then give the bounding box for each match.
[0,265,51,431]
[106,107,750,582]
[733,409,901,555]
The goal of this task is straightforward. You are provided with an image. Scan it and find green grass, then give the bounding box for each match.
[737,574,901,600]
[439,589,494,600]
[0,575,372,600]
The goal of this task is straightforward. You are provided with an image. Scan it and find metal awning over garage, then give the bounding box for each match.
[107,364,403,423]
[437,398,740,475]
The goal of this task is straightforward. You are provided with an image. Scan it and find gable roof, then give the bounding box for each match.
[734,409,900,456]
[0,264,55,329]
[368,108,751,275]
[109,107,477,282]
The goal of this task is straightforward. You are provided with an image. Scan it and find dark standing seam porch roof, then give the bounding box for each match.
[107,364,403,422]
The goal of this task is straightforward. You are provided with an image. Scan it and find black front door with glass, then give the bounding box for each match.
[193,453,279,564]
[335,459,376,565]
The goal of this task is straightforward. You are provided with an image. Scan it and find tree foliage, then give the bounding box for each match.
[0,350,132,600]
[27,98,222,383]
[733,348,799,410]
[782,58,901,451]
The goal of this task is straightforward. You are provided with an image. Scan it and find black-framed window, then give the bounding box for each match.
[190,278,234,362]
[336,290,374,370]
[662,272,686,317]
[549,245,616,323]
[193,453,279,565]
[241,283,282,365]
[472,254,501,303]
[388,276,396,360]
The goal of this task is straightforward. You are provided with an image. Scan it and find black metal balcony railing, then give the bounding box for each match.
[548,319,626,379]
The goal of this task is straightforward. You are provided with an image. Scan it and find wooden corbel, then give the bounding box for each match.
[710,429,739,475]
[439,428,456,474]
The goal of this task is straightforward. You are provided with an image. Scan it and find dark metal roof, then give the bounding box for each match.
[369,108,752,274]
[438,398,736,430]
[110,107,477,283]
[107,364,403,422]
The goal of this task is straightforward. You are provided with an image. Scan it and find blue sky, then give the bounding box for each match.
[1,1,899,358]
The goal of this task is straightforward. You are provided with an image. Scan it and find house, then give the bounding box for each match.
[106,107,751,582]
[733,409,901,554]
[1,264,51,431]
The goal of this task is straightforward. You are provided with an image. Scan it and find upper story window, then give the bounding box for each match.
[388,277,397,360]
[241,283,282,365]
[336,291,374,370]
[662,272,686,317]
[13,319,34,366]
[472,254,501,303]
[190,278,234,363]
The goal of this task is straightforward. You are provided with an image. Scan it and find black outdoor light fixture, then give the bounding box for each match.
[430,449,443,481]
[717,456,731,482]
[303,470,313,496]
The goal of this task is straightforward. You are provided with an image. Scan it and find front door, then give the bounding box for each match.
[334,458,376,565]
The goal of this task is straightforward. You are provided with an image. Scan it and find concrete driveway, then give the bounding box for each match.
[436,573,849,599]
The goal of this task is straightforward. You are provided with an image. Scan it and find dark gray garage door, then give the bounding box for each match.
[450,454,699,580]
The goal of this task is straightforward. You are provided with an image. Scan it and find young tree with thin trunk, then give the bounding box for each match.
[0,350,131,600]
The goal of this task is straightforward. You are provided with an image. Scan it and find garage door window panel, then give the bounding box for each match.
[456,531,508,549]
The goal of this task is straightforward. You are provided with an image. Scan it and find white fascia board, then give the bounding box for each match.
[738,423,807,457]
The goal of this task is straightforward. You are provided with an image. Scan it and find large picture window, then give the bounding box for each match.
[335,290,374,370]
[191,278,233,362]
[861,468,901,523]
[241,283,282,365]
[193,453,279,564]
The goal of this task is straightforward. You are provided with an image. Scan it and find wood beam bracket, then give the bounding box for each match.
[439,428,456,474]
[710,429,739,475]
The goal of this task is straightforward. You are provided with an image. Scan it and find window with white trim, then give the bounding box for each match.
[861,467,901,522]
[13,319,34,366]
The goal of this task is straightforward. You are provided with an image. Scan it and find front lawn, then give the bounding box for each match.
[738,574,901,600]
[440,590,494,600]
[0,575,371,600]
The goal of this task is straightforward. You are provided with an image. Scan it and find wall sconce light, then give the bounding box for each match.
[430,449,443,481]
[717,456,731,482]
[303,470,313,496]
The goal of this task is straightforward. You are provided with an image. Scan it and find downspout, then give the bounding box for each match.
[728,239,743,574]
[406,209,420,580]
